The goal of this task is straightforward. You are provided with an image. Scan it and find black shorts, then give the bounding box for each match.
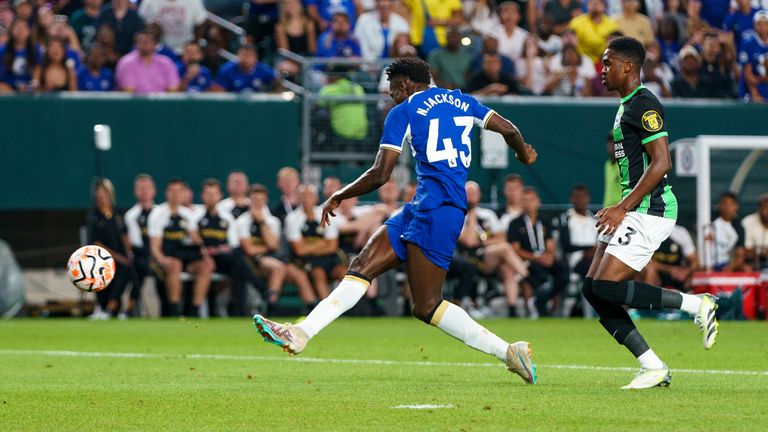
[293,253,342,275]
[165,246,203,268]
[458,248,487,273]
[658,271,685,292]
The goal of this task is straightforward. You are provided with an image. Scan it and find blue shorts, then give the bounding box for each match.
[385,202,465,271]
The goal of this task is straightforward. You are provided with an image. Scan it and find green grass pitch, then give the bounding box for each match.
[1,318,767,431]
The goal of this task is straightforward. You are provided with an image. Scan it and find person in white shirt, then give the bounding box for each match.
[237,184,286,309]
[138,0,208,54]
[742,193,768,270]
[271,166,301,223]
[491,2,529,74]
[285,184,346,306]
[457,182,528,317]
[147,178,213,317]
[709,192,749,272]
[498,173,525,233]
[552,184,598,278]
[123,174,157,316]
[216,170,251,219]
[354,0,409,61]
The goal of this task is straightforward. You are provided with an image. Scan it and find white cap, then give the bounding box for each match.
[754,10,768,24]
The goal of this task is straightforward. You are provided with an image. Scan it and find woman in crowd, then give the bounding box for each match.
[0,19,41,92]
[275,0,317,57]
[34,37,77,91]
[94,24,121,70]
[77,43,115,91]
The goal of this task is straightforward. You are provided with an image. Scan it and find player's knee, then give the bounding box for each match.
[581,278,596,305]
[592,279,621,303]
[412,297,442,324]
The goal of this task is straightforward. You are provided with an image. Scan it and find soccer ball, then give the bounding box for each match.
[67,245,115,292]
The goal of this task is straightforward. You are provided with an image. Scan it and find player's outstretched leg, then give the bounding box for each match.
[253,226,401,354]
[407,243,536,384]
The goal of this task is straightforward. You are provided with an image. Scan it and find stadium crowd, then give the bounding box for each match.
[0,0,766,100]
[85,170,768,319]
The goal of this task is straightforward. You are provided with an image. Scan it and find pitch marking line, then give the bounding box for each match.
[391,404,455,410]
[1,349,767,377]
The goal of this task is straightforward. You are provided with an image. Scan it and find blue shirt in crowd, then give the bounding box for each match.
[723,7,759,46]
[178,63,213,92]
[305,0,357,27]
[0,44,43,89]
[738,34,768,99]
[77,66,115,91]
[215,61,276,93]
[315,31,361,58]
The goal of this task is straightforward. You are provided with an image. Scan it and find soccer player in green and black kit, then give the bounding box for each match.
[582,37,719,389]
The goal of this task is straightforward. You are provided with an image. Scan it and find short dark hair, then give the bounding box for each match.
[570,183,589,194]
[249,183,269,195]
[385,57,431,84]
[135,29,158,43]
[607,36,646,68]
[719,192,739,203]
[166,177,187,188]
[238,44,257,54]
[523,186,538,195]
[504,173,523,185]
[202,178,222,190]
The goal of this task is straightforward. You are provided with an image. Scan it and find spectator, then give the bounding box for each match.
[35,4,56,44]
[307,0,362,34]
[544,0,582,35]
[93,24,120,70]
[710,192,749,272]
[237,184,285,311]
[12,0,34,23]
[138,0,207,55]
[699,31,736,98]
[318,65,369,141]
[657,14,682,73]
[354,0,409,61]
[742,193,768,269]
[275,0,317,57]
[115,30,180,93]
[377,40,419,93]
[642,224,698,292]
[428,26,473,89]
[641,40,673,98]
[552,28,598,89]
[34,38,77,91]
[86,178,133,319]
[70,0,103,52]
[97,0,144,55]
[178,40,212,93]
[285,184,345,307]
[399,0,463,57]
[701,0,730,29]
[46,12,85,66]
[123,174,158,317]
[671,45,717,98]
[552,184,598,280]
[0,19,41,92]
[544,43,592,96]
[466,52,519,95]
[315,11,362,59]
[217,171,251,219]
[611,0,654,47]
[148,178,213,318]
[508,187,569,317]
[272,166,301,222]
[469,36,517,77]
[568,0,619,63]
[723,0,759,47]
[663,0,688,43]
[491,2,529,71]
[536,15,563,55]
[463,0,500,37]
[518,36,551,95]
[145,21,181,66]
[457,182,528,317]
[498,173,524,232]
[246,0,279,59]
[739,11,768,102]
[212,44,280,93]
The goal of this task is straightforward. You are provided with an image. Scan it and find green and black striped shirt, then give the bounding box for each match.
[611,85,678,220]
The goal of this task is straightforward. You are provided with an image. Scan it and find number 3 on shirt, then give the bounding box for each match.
[426,116,474,168]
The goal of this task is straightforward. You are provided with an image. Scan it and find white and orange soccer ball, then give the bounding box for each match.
[67,245,115,292]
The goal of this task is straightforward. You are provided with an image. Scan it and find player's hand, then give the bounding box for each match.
[320,194,342,228]
[595,205,627,237]
[516,144,537,165]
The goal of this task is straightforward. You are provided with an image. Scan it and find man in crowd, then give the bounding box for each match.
[568,0,619,63]
[354,0,410,62]
[124,174,158,316]
[178,40,213,93]
[315,11,362,59]
[97,0,145,54]
[466,52,519,96]
[217,171,251,219]
[671,45,716,98]
[272,167,301,223]
[428,26,473,89]
[139,0,208,54]
[148,178,213,317]
[709,192,749,272]
[70,0,103,52]
[743,193,768,269]
[115,30,180,93]
[213,44,280,93]
[552,184,598,280]
[498,174,525,233]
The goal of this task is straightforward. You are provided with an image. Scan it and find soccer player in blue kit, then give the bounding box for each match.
[254,57,539,384]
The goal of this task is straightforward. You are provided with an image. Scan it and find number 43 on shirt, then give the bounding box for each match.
[426,116,474,168]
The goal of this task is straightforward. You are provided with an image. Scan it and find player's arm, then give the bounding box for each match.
[484,113,537,165]
[510,241,538,262]
[743,64,765,102]
[321,149,399,227]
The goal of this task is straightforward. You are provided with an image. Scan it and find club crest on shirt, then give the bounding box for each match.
[641,110,663,132]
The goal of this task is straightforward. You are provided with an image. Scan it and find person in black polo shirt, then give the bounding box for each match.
[148,178,213,317]
[507,187,568,317]
[87,178,133,319]
[217,171,251,219]
[124,173,158,316]
[466,53,520,96]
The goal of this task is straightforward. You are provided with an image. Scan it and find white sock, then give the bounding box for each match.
[431,301,509,362]
[297,275,369,339]
[637,349,665,370]
[679,293,702,315]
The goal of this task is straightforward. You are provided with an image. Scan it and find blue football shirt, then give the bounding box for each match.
[77,67,115,91]
[178,63,213,93]
[738,35,768,99]
[380,87,495,211]
[215,61,276,93]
